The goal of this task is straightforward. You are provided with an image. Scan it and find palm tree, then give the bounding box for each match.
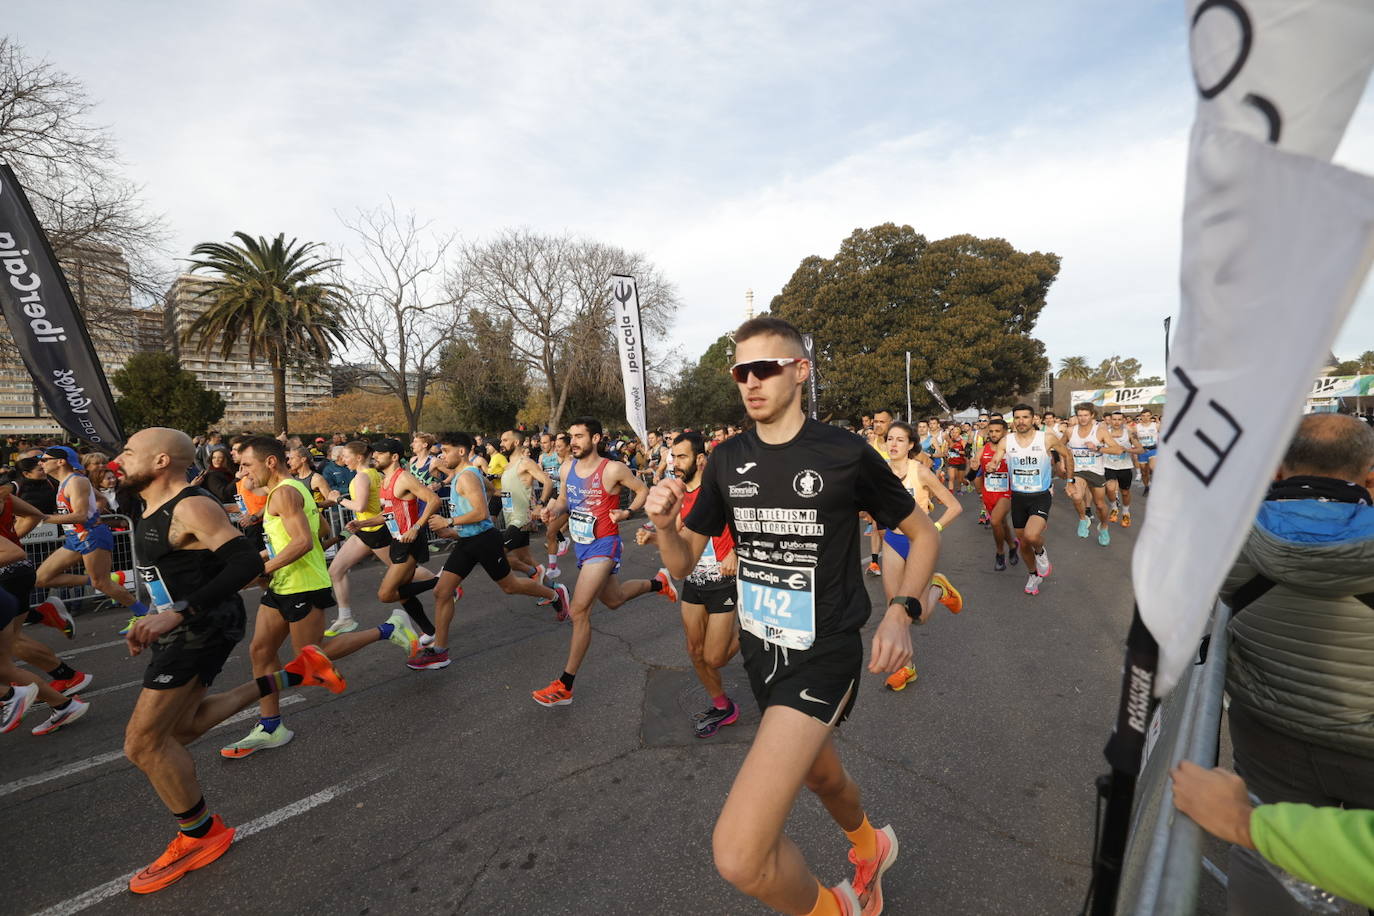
[184,233,348,433]
[1057,355,1091,378]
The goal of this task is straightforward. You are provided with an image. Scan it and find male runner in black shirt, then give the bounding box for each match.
[647,317,939,916]
[118,428,348,894]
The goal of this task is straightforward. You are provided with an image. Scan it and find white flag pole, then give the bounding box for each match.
[905,352,912,423]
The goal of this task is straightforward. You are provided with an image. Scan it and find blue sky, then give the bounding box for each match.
[10,1,1374,377]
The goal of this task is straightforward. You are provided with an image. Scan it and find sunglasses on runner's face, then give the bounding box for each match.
[729,358,802,384]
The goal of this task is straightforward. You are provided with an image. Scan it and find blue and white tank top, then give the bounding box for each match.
[1103,428,1134,471]
[1068,422,1105,475]
[1006,429,1053,494]
[450,466,494,538]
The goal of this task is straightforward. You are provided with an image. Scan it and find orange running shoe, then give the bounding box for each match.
[850,824,899,915]
[283,645,346,694]
[128,815,235,894]
[532,679,573,707]
[654,568,677,603]
[1109,507,1119,523]
[884,666,917,691]
[33,597,74,639]
[1121,513,1133,528]
[931,573,963,614]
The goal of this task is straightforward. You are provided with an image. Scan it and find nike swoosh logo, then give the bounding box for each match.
[798,689,829,705]
[736,462,756,474]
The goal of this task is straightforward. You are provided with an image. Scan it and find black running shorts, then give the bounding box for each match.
[502,525,531,551]
[388,528,429,565]
[740,629,861,727]
[441,527,512,582]
[681,580,737,615]
[355,525,392,550]
[142,604,245,690]
[0,563,36,619]
[1105,467,1134,490]
[262,587,335,623]
[1011,491,1053,529]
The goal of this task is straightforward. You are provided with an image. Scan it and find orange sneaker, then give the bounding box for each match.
[532,679,573,707]
[654,568,677,603]
[283,645,346,694]
[128,816,235,894]
[931,573,963,614]
[884,666,917,691]
[1109,507,1119,523]
[1121,513,1133,528]
[850,824,899,915]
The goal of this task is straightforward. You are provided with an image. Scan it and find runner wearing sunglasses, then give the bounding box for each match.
[647,316,938,916]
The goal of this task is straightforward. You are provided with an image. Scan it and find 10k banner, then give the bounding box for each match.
[0,163,125,452]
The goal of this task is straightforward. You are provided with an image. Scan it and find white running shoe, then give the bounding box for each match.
[419,632,436,647]
[1024,574,1042,596]
[32,696,90,736]
[324,616,357,637]
[545,564,561,581]
[221,723,294,758]
[1,683,39,733]
[1034,551,1051,578]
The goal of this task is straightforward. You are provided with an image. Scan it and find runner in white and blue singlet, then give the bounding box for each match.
[989,404,1072,596]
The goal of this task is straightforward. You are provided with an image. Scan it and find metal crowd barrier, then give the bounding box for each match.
[1116,601,1231,914]
[22,513,141,610]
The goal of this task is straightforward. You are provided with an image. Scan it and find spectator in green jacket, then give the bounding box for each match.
[1172,761,1374,908]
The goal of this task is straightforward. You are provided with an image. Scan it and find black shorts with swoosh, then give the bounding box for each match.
[739,629,862,727]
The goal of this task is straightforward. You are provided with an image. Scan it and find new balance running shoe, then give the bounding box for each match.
[850,825,899,916]
[532,679,573,707]
[931,573,963,614]
[654,568,677,603]
[1,683,38,733]
[220,723,294,758]
[34,597,74,639]
[407,647,450,670]
[1024,574,1042,596]
[695,699,740,738]
[884,666,917,691]
[283,645,346,693]
[324,616,358,637]
[1077,518,1091,538]
[128,815,235,894]
[31,697,89,736]
[50,671,93,696]
[384,610,421,657]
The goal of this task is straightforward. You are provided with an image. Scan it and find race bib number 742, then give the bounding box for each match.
[737,558,816,650]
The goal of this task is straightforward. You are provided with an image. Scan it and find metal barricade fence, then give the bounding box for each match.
[22,513,141,610]
[1115,600,1231,915]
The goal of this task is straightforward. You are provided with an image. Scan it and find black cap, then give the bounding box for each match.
[372,437,405,455]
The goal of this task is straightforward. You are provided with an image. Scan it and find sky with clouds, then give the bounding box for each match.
[10,0,1374,378]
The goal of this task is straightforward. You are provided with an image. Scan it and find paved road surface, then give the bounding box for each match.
[6,487,1150,915]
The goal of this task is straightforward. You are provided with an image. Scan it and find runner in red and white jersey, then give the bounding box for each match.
[975,417,1018,572]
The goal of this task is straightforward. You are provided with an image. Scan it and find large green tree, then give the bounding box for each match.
[668,333,746,429]
[769,224,1057,418]
[440,309,530,433]
[184,232,348,434]
[113,351,225,433]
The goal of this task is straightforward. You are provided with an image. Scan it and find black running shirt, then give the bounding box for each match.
[685,419,915,646]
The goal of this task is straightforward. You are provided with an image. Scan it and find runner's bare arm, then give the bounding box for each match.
[44,475,92,525]
[397,471,440,537]
[611,462,649,519]
[1099,427,1124,454]
[445,470,489,528]
[920,465,962,527]
[868,505,937,673]
[263,485,314,570]
[1128,431,1145,455]
[1043,433,1073,477]
[339,472,370,513]
[524,457,553,492]
[645,478,707,578]
[540,463,571,523]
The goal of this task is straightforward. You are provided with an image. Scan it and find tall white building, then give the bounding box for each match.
[165,274,331,431]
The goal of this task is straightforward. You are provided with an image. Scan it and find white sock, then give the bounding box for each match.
[548,555,557,567]
[336,607,353,621]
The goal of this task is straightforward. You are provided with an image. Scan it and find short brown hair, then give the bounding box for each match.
[344,439,371,458]
[734,316,807,358]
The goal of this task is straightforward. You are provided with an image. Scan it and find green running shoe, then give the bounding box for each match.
[324,617,358,637]
[220,723,294,759]
[385,609,421,658]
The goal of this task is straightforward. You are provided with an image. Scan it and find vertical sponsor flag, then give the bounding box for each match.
[0,164,125,452]
[922,379,952,416]
[802,333,819,420]
[1134,0,1374,697]
[609,274,648,444]
[1092,5,1374,912]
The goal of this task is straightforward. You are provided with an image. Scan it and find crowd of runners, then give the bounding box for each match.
[0,315,1159,914]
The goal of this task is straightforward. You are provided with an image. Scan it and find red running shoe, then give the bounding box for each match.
[128,815,236,894]
[283,645,346,693]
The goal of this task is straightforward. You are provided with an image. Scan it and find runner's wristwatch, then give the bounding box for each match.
[889,596,922,623]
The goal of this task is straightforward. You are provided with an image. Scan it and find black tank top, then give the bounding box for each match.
[136,486,244,636]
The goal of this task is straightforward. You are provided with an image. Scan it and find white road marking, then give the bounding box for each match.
[73,678,143,699]
[60,638,128,657]
[30,768,382,916]
[0,696,305,799]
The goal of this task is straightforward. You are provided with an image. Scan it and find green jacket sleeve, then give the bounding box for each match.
[1251,803,1374,908]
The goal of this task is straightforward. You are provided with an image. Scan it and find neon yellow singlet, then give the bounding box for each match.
[264,478,331,594]
[351,467,384,530]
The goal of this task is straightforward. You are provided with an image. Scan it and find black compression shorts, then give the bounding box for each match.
[1011,491,1053,529]
[681,580,737,615]
[1104,467,1134,490]
[388,528,429,565]
[441,527,511,582]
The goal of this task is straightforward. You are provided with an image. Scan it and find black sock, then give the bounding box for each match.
[398,578,437,600]
[256,670,303,698]
[649,579,662,593]
[53,698,71,711]
[871,553,879,564]
[402,597,435,635]
[1035,548,1045,556]
[48,663,76,680]
[175,797,215,838]
[559,671,576,690]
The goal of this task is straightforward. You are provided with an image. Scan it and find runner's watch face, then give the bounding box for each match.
[890,595,921,621]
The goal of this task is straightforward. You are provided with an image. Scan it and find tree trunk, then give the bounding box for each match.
[272,360,288,435]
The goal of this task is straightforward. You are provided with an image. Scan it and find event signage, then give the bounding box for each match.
[0,163,125,452]
[608,274,648,445]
